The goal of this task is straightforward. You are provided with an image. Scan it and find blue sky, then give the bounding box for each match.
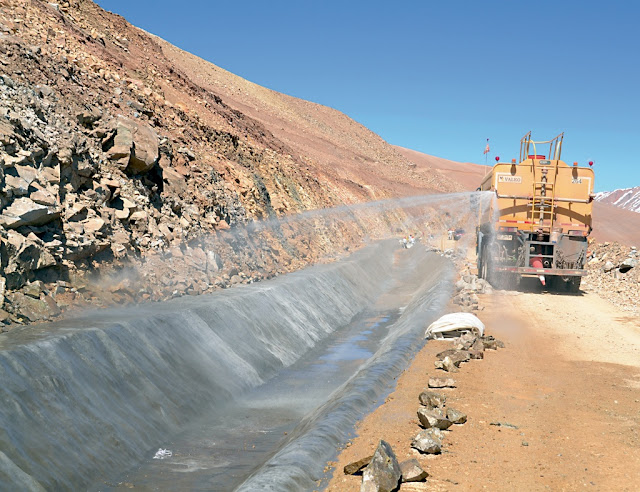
[95,0,639,192]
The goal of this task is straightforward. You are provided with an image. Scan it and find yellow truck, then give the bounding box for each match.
[476,132,594,291]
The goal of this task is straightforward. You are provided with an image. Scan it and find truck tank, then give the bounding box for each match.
[476,132,594,291]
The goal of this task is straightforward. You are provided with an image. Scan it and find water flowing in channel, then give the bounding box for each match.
[0,191,494,491]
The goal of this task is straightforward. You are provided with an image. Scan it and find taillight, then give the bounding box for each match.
[568,230,586,236]
[499,226,518,233]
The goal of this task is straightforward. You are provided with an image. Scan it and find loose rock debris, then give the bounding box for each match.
[344,309,505,489]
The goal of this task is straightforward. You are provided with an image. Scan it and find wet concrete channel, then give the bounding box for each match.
[0,241,454,491]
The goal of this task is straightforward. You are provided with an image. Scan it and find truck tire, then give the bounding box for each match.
[567,276,581,293]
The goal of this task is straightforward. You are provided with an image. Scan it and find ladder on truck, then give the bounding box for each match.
[520,132,563,232]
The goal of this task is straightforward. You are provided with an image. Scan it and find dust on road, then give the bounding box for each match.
[325,288,640,491]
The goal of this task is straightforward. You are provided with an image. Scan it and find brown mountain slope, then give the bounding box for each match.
[152,38,456,200]
[0,0,462,327]
[394,145,490,192]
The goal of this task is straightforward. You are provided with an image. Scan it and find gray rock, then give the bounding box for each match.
[471,338,485,352]
[603,260,615,273]
[9,292,60,322]
[22,281,45,299]
[0,197,60,229]
[481,335,504,350]
[399,458,428,482]
[411,428,443,454]
[2,231,57,289]
[436,349,471,366]
[417,407,453,430]
[619,258,637,273]
[434,356,456,372]
[468,349,484,360]
[4,174,31,196]
[428,377,456,389]
[446,407,467,424]
[418,390,446,408]
[360,440,401,492]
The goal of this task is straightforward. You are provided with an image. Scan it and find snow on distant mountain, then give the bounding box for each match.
[594,187,640,213]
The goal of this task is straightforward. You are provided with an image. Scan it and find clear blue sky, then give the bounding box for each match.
[95,0,639,192]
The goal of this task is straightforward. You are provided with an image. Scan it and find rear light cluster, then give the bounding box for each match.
[568,230,587,236]
[498,226,518,233]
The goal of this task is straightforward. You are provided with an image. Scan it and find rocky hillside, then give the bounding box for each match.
[0,0,463,328]
[583,242,639,315]
[594,187,640,213]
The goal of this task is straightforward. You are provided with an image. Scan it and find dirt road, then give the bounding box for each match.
[324,287,640,491]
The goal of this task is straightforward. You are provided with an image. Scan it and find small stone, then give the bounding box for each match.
[417,407,453,430]
[418,390,446,408]
[446,408,467,424]
[411,428,443,454]
[428,377,456,388]
[481,335,504,350]
[399,458,428,483]
[344,455,372,475]
[468,349,484,360]
[441,356,459,372]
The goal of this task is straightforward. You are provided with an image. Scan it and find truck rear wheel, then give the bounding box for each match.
[566,276,581,293]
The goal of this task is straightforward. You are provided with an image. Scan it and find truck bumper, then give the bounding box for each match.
[495,266,587,276]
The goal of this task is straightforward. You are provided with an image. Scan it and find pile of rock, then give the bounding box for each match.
[583,242,639,314]
[344,440,428,491]
[452,274,491,311]
[343,332,504,490]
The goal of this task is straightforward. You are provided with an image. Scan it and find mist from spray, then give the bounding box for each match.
[85,191,495,312]
[0,190,496,491]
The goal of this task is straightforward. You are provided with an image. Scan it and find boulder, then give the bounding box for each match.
[2,231,57,289]
[82,218,106,235]
[4,175,30,196]
[411,428,443,454]
[360,440,401,492]
[417,407,453,430]
[9,292,61,322]
[446,408,468,424]
[399,459,428,482]
[619,258,637,273]
[30,189,58,207]
[22,281,45,299]
[106,116,158,174]
[603,260,615,273]
[418,390,446,409]
[0,198,60,229]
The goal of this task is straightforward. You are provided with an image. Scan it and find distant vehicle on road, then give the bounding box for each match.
[453,228,465,241]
